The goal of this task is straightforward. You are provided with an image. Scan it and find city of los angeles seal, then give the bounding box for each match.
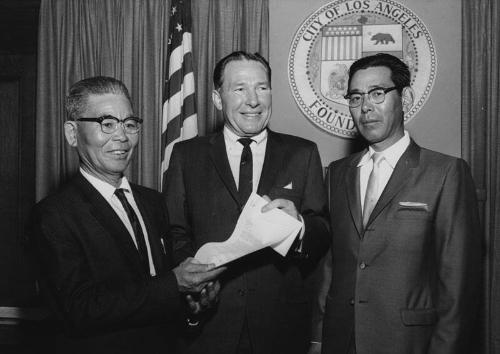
[288,0,436,138]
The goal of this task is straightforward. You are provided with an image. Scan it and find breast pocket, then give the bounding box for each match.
[394,205,432,221]
[268,187,302,208]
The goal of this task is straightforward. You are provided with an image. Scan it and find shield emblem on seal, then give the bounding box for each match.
[320,24,403,105]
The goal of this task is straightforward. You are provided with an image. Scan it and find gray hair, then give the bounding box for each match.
[65,76,132,120]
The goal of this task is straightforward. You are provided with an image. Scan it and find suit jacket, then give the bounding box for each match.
[316,140,481,354]
[30,173,182,354]
[164,129,330,354]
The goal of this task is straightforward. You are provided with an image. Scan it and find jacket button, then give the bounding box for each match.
[238,289,246,296]
[359,262,366,269]
[349,298,355,306]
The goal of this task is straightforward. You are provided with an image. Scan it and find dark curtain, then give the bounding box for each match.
[462,0,500,353]
[36,0,269,200]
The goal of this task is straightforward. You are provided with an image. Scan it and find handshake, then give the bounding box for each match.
[173,257,226,319]
[171,194,302,319]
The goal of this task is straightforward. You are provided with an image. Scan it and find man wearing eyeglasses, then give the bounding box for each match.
[30,76,224,354]
[310,53,481,354]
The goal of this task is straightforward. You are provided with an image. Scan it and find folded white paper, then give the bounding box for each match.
[195,193,302,267]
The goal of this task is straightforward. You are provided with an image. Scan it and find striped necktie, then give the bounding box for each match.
[115,188,150,272]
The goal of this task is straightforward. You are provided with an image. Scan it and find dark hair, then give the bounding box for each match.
[213,51,271,90]
[348,53,410,93]
[65,76,132,120]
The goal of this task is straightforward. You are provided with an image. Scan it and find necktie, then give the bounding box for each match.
[115,188,150,272]
[363,152,384,228]
[238,138,254,204]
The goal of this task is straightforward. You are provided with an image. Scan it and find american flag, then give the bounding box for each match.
[161,0,197,190]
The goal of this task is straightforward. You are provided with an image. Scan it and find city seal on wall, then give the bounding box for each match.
[288,0,436,138]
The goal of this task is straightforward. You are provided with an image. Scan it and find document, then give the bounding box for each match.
[195,193,302,267]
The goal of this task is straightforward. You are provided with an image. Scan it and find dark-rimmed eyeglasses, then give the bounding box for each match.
[344,86,398,108]
[75,115,143,134]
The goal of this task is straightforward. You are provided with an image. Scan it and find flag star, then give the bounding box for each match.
[171,6,177,15]
[176,23,182,32]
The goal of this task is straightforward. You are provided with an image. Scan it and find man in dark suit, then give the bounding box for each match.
[164,51,330,354]
[310,53,481,354]
[30,76,224,354]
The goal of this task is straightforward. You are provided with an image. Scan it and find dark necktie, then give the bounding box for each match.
[115,188,150,272]
[238,138,254,204]
[362,152,384,228]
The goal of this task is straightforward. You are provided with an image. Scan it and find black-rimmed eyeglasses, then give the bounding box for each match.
[344,86,398,108]
[75,115,143,134]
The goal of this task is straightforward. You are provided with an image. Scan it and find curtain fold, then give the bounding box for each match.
[36,0,269,199]
[462,0,500,353]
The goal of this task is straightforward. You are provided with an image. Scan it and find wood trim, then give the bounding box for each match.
[0,306,50,322]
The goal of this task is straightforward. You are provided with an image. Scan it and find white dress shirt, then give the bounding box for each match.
[357,131,411,213]
[223,127,305,240]
[80,168,156,276]
[224,126,267,189]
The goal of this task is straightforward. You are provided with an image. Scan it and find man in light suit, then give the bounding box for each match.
[30,76,224,354]
[164,51,330,354]
[309,53,481,354]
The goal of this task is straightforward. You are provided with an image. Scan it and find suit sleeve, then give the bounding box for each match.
[29,200,182,335]
[164,144,195,264]
[297,143,330,262]
[310,162,335,345]
[310,249,332,344]
[428,158,481,354]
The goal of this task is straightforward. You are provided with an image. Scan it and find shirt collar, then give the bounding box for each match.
[80,167,132,199]
[357,130,411,168]
[223,126,268,148]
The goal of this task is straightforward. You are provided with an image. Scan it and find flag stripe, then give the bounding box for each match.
[160,114,197,175]
[167,33,193,76]
[165,57,194,100]
[162,72,196,129]
[323,37,327,60]
[166,108,197,144]
[162,92,196,138]
[342,36,346,60]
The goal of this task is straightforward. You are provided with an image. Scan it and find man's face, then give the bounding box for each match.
[64,93,139,185]
[349,66,409,151]
[212,60,272,137]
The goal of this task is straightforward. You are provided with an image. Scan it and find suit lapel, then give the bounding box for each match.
[73,174,145,273]
[345,152,364,238]
[257,130,283,196]
[209,132,241,206]
[208,130,284,206]
[365,140,420,227]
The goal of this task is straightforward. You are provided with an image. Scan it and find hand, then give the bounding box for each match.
[185,281,221,315]
[307,342,322,354]
[261,195,300,220]
[173,257,226,293]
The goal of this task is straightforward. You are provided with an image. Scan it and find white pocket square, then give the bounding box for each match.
[283,182,293,190]
[399,201,429,211]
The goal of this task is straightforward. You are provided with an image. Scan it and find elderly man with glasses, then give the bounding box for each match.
[30,76,224,354]
[310,53,481,354]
